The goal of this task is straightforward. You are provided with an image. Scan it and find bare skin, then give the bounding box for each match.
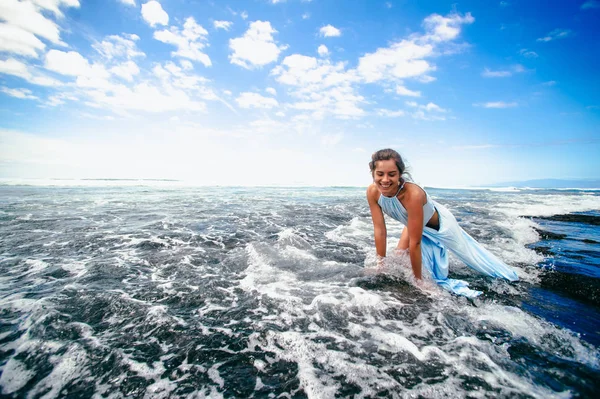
[367,159,440,280]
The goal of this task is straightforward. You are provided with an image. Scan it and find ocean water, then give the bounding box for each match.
[0,183,599,398]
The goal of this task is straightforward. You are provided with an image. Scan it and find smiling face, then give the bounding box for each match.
[373,159,402,196]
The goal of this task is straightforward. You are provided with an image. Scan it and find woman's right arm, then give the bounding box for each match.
[367,184,387,257]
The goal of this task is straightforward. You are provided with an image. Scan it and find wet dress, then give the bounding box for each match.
[377,182,519,297]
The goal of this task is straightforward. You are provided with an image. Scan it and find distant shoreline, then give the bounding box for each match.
[1,178,599,191]
[484,179,600,189]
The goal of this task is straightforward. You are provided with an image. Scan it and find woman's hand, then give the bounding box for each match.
[376,255,385,267]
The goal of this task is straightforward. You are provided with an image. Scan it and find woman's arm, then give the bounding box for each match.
[397,227,409,250]
[404,190,425,280]
[367,184,387,258]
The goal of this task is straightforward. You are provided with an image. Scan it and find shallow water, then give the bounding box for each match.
[0,185,599,398]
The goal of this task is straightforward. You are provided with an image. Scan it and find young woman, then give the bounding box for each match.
[366,149,518,297]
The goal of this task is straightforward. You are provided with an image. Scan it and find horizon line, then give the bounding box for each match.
[1,177,599,190]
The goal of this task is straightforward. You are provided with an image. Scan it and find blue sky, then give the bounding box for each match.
[0,0,599,187]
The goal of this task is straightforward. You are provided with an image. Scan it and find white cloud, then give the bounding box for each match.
[422,102,445,112]
[481,64,526,78]
[0,58,30,77]
[40,46,216,114]
[418,75,436,83]
[83,60,215,113]
[0,0,80,57]
[0,24,46,57]
[89,34,145,82]
[357,40,434,83]
[474,101,518,108]
[396,85,421,97]
[236,92,278,109]
[481,68,512,78]
[78,112,115,121]
[537,29,572,42]
[45,50,109,79]
[241,11,248,20]
[141,1,169,27]
[45,92,78,107]
[154,17,211,66]
[317,44,329,56]
[46,95,64,106]
[266,87,277,96]
[272,54,364,119]
[110,60,140,81]
[248,118,284,133]
[377,109,405,117]
[581,1,600,9]
[0,0,71,43]
[405,101,446,120]
[408,101,443,110]
[152,62,213,98]
[272,55,357,89]
[118,0,136,6]
[319,24,341,37]
[356,12,473,85]
[180,59,193,70]
[0,58,62,86]
[214,20,233,30]
[422,12,474,42]
[93,34,144,60]
[321,133,343,146]
[542,80,557,86]
[1,86,38,100]
[302,13,310,20]
[412,110,445,121]
[229,21,286,69]
[89,83,207,113]
[30,0,81,17]
[519,48,538,58]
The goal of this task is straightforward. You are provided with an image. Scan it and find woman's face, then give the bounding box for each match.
[373,159,401,196]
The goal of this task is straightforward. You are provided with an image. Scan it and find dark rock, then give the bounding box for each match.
[536,214,600,226]
[582,239,599,245]
[533,228,567,240]
[540,271,600,307]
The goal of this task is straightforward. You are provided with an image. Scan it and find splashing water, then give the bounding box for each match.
[0,185,599,398]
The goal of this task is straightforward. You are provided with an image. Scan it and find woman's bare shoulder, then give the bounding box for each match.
[366,183,380,201]
[404,183,426,204]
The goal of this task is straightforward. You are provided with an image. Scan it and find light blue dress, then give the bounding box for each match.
[377,182,518,297]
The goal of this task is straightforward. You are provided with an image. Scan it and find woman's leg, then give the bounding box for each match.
[432,203,518,281]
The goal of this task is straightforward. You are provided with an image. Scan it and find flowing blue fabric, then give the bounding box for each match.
[378,183,518,297]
